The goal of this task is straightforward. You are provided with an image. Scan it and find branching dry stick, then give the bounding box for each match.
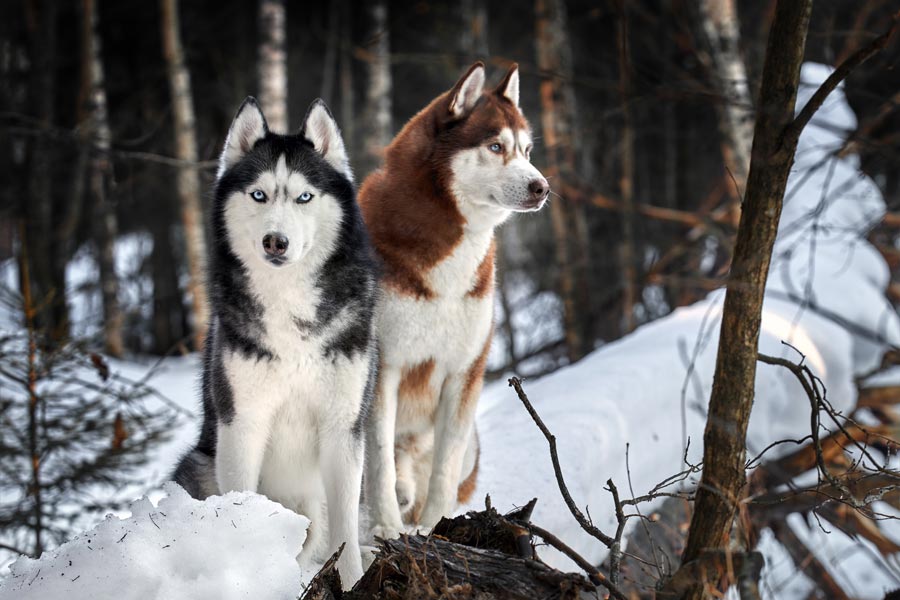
[508,377,628,600]
[607,479,627,587]
[509,377,615,547]
[757,350,853,501]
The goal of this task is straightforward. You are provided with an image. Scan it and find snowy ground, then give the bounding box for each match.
[2,63,900,598]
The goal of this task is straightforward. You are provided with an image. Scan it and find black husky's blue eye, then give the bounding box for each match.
[488,142,503,154]
[251,189,267,202]
[296,191,314,204]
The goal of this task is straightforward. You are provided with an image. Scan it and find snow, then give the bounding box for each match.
[2,63,899,598]
[0,484,309,600]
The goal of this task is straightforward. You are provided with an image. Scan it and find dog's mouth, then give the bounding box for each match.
[265,256,287,267]
[514,194,548,212]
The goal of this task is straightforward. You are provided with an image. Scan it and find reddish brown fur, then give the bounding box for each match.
[398,359,436,400]
[358,64,530,298]
[461,330,492,414]
[467,240,496,298]
[457,441,480,504]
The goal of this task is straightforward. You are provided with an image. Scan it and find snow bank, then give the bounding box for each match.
[463,63,900,597]
[0,484,309,600]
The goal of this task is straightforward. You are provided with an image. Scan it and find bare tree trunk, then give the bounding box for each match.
[694,0,754,217]
[615,0,637,335]
[18,226,43,557]
[320,0,338,105]
[23,0,68,343]
[81,0,123,357]
[258,0,287,132]
[679,3,812,598]
[160,0,209,350]
[338,0,354,158]
[535,0,593,362]
[359,0,392,178]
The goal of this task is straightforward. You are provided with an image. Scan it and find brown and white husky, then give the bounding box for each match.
[359,62,549,539]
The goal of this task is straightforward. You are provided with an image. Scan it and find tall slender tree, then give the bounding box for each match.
[358,0,392,178]
[258,0,288,132]
[81,0,123,357]
[160,0,209,349]
[615,0,637,335]
[694,0,754,222]
[679,2,812,598]
[22,0,68,343]
[534,0,593,362]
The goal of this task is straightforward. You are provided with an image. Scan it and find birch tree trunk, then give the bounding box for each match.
[320,0,338,105]
[339,0,354,158]
[695,0,754,218]
[258,0,287,132]
[359,0,392,178]
[81,0,123,357]
[679,3,812,597]
[160,0,209,350]
[535,0,593,362]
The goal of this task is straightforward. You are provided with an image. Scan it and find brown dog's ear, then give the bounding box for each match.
[448,62,485,118]
[495,63,519,108]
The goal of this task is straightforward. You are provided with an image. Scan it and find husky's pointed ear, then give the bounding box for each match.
[302,99,353,182]
[495,63,520,109]
[218,97,268,178]
[448,62,485,119]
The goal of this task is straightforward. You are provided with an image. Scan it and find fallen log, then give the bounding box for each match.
[301,499,595,599]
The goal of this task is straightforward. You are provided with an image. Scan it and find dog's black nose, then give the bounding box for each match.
[528,178,549,204]
[262,233,289,257]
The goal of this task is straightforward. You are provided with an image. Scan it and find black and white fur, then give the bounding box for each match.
[173,97,377,585]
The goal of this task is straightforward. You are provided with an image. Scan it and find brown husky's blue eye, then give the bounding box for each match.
[488,143,503,154]
[296,191,314,204]
[251,189,267,202]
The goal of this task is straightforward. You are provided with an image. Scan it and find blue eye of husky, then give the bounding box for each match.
[250,190,267,202]
[296,191,314,204]
[488,142,503,154]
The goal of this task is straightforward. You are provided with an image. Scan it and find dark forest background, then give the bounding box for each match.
[1,0,899,375]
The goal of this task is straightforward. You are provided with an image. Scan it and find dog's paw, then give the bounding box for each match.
[369,523,402,542]
[395,480,415,514]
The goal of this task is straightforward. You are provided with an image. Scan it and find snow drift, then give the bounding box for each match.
[0,484,309,600]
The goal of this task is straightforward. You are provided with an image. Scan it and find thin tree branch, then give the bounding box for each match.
[783,11,899,150]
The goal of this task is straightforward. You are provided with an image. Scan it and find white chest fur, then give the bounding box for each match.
[377,227,494,373]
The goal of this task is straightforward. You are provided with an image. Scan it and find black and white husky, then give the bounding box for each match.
[173,97,377,584]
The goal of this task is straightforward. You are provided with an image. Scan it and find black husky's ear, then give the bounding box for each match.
[494,63,520,109]
[218,97,268,178]
[301,99,353,183]
[448,62,485,119]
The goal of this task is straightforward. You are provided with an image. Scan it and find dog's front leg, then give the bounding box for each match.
[365,364,404,540]
[215,354,278,494]
[416,373,477,531]
[321,423,365,587]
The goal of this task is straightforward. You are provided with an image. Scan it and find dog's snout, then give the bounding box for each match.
[528,178,549,203]
[262,232,289,257]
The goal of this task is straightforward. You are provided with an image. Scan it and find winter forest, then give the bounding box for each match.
[2,0,900,598]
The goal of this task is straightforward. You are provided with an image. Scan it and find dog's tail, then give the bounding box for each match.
[172,447,217,499]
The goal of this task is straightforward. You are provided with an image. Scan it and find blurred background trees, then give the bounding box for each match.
[1,0,899,375]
